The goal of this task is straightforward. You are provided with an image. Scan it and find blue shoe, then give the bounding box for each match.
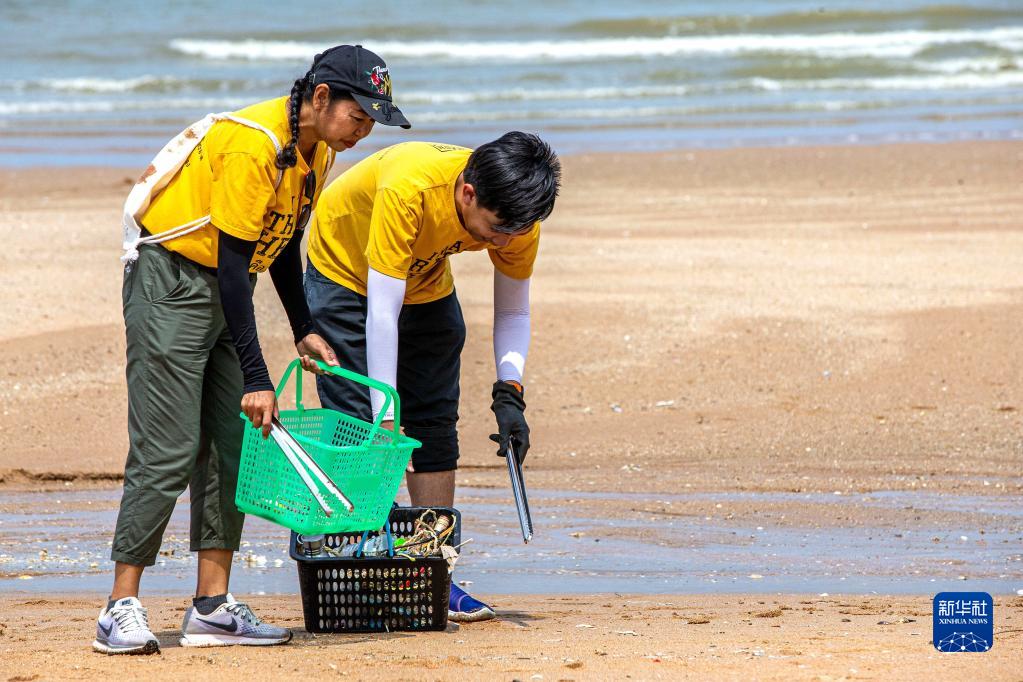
[448,584,496,622]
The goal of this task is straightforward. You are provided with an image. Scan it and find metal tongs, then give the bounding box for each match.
[505,441,533,543]
[270,416,354,516]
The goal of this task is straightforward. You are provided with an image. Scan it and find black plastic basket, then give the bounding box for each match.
[290,506,460,633]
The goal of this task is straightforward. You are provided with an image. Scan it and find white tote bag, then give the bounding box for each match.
[120,112,283,267]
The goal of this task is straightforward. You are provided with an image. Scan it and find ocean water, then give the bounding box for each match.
[1,0,1022,166]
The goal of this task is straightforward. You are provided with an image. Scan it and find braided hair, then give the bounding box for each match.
[276,72,311,170]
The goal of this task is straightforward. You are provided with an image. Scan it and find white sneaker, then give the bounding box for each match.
[179,593,292,647]
[92,597,160,655]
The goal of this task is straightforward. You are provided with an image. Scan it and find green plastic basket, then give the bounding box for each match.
[235,358,421,535]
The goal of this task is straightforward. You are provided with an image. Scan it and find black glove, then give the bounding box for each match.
[489,380,529,463]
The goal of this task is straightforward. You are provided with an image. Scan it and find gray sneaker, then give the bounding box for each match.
[179,593,292,647]
[92,597,160,655]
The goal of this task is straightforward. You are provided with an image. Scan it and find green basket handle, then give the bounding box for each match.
[275,358,402,440]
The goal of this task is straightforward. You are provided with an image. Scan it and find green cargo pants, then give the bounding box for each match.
[111,243,249,566]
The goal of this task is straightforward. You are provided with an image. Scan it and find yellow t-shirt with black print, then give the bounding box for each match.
[307,141,540,304]
[141,96,334,273]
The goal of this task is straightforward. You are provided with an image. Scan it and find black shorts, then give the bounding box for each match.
[304,262,466,473]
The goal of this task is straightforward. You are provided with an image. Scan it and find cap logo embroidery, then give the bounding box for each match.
[365,65,391,97]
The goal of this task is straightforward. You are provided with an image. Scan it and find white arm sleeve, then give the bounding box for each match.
[493,270,531,382]
[366,267,406,420]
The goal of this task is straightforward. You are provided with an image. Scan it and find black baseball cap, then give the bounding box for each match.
[309,45,411,129]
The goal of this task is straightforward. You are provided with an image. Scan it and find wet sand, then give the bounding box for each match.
[1,486,1020,596]
[1,142,1022,678]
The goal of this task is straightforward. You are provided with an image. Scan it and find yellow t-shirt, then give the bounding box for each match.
[141,96,334,273]
[307,141,540,304]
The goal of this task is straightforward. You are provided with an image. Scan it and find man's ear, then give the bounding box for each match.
[461,182,476,206]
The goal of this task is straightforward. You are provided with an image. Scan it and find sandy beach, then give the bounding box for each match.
[1,141,1022,679]
[2,142,1021,493]
[0,594,1021,681]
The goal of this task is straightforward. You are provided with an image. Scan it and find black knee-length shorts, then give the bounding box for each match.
[304,262,466,472]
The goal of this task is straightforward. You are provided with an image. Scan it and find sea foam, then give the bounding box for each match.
[169,27,1023,62]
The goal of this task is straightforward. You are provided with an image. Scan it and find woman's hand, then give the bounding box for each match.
[242,390,278,438]
[296,333,339,374]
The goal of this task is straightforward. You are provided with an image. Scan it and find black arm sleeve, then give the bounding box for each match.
[268,230,315,343]
[217,230,274,394]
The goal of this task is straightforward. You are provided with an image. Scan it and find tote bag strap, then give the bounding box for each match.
[121,112,284,265]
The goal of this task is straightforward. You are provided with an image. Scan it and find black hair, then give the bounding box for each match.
[463,131,561,233]
[276,69,355,170]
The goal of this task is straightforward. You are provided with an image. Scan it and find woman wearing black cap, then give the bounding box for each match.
[94,45,411,655]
